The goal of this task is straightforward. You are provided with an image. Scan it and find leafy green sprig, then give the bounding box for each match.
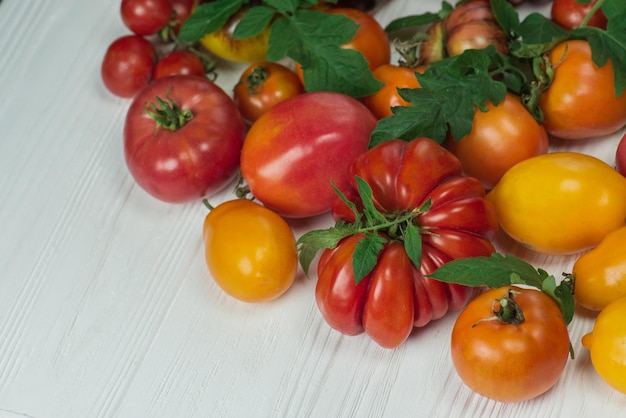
[427,253,575,325]
[296,177,430,284]
[178,0,382,97]
[370,0,626,147]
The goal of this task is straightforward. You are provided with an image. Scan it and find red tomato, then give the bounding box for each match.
[240,92,376,218]
[233,61,304,124]
[617,132,626,177]
[153,50,206,80]
[318,138,499,348]
[447,93,549,190]
[551,0,607,30]
[101,35,157,98]
[451,286,570,402]
[539,40,626,140]
[120,0,173,36]
[360,64,425,119]
[295,7,390,83]
[124,75,245,203]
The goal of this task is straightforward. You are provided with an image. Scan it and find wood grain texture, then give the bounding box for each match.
[1,0,626,417]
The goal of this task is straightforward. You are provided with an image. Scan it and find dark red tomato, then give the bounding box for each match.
[360,64,425,119]
[101,35,156,98]
[233,61,304,124]
[153,50,206,80]
[319,138,499,348]
[240,92,376,218]
[551,0,607,30]
[124,75,246,203]
[617,133,626,177]
[169,0,195,35]
[121,0,173,36]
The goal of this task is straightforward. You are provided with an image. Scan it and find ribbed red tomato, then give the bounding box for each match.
[316,138,499,348]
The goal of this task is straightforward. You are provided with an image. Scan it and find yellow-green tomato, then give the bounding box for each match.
[199,9,270,64]
[203,199,298,303]
[573,226,626,311]
[487,152,626,255]
[582,296,626,394]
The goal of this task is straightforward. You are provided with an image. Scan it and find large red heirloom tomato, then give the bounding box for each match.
[240,91,376,218]
[317,138,499,348]
[124,75,246,203]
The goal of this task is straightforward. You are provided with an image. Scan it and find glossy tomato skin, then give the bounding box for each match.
[573,226,626,311]
[487,152,626,255]
[101,35,156,98]
[233,61,304,124]
[318,138,499,348]
[200,9,270,64]
[616,132,626,176]
[360,64,425,119]
[452,286,570,402]
[152,50,206,80]
[582,297,626,394]
[121,0,173,36]
[124,75,245,203]
[447,93,549,190]
[240,92,376,218]
[539,40,626,140]
[203,199,298,303]
[551,0,607,30]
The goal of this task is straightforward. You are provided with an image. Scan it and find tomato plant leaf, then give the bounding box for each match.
[233,5,275,38]
[296,221,357,276]
[268,9,383,97]
[428,253,575,324]
[490,0,519,38]
[265,0,298,13]
[177,0,245,41]
[370,47,508,147]
[355,176,387,225]
[384,2,452,33]
[352,232,386,284]
[403,222,422,269]
[331,180,363,228]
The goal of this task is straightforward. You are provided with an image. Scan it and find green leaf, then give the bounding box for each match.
[355,176,387,226]
[403,222,422,269]
[384,13,442,33]
[233,5,275,39]
[369,47,508,147]
[267,9,383,97]
[352,233,387,284]
[509,12,570,58]
[177,0,244,42]
[428,253,575,324]
[296,222,357,276]
[490,0,520,37]
[330,180,363,227]
[266,0,298,13]
[427,253,545,289]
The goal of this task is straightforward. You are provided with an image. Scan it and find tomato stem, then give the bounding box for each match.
[144,89,193,132]
[473,288,525,327]
[244,66,269,95]
[579,0,605,28]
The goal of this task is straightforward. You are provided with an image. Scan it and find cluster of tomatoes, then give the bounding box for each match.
[100,0,626,405]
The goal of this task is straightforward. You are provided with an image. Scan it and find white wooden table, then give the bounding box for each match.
[1,0,625,417]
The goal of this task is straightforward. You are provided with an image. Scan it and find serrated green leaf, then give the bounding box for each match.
[267,9,383,97]
[266,0,298,13]
[369,47,508,146]
[331,180,363,227]
[355,176,387,225]
[384,13,442,33]
[177,0,244,42]
[427,253,545,289]
[403,223,422,269]
[233,5,275,39]
[352,233,387,284]
[296,222,357,276]
[490,0,520,37]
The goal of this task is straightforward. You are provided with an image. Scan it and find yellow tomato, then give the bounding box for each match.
[203,199,298,302]
[573,226,626,311]
[582,296,626,394]
[199,10,270,64]
[487,152,626,255]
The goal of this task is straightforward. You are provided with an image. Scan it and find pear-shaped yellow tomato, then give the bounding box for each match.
[573,226,626,311]
[487,152,626,255]
[203,199,298,302]
[582,296,626,394]
[199,10,270,64]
